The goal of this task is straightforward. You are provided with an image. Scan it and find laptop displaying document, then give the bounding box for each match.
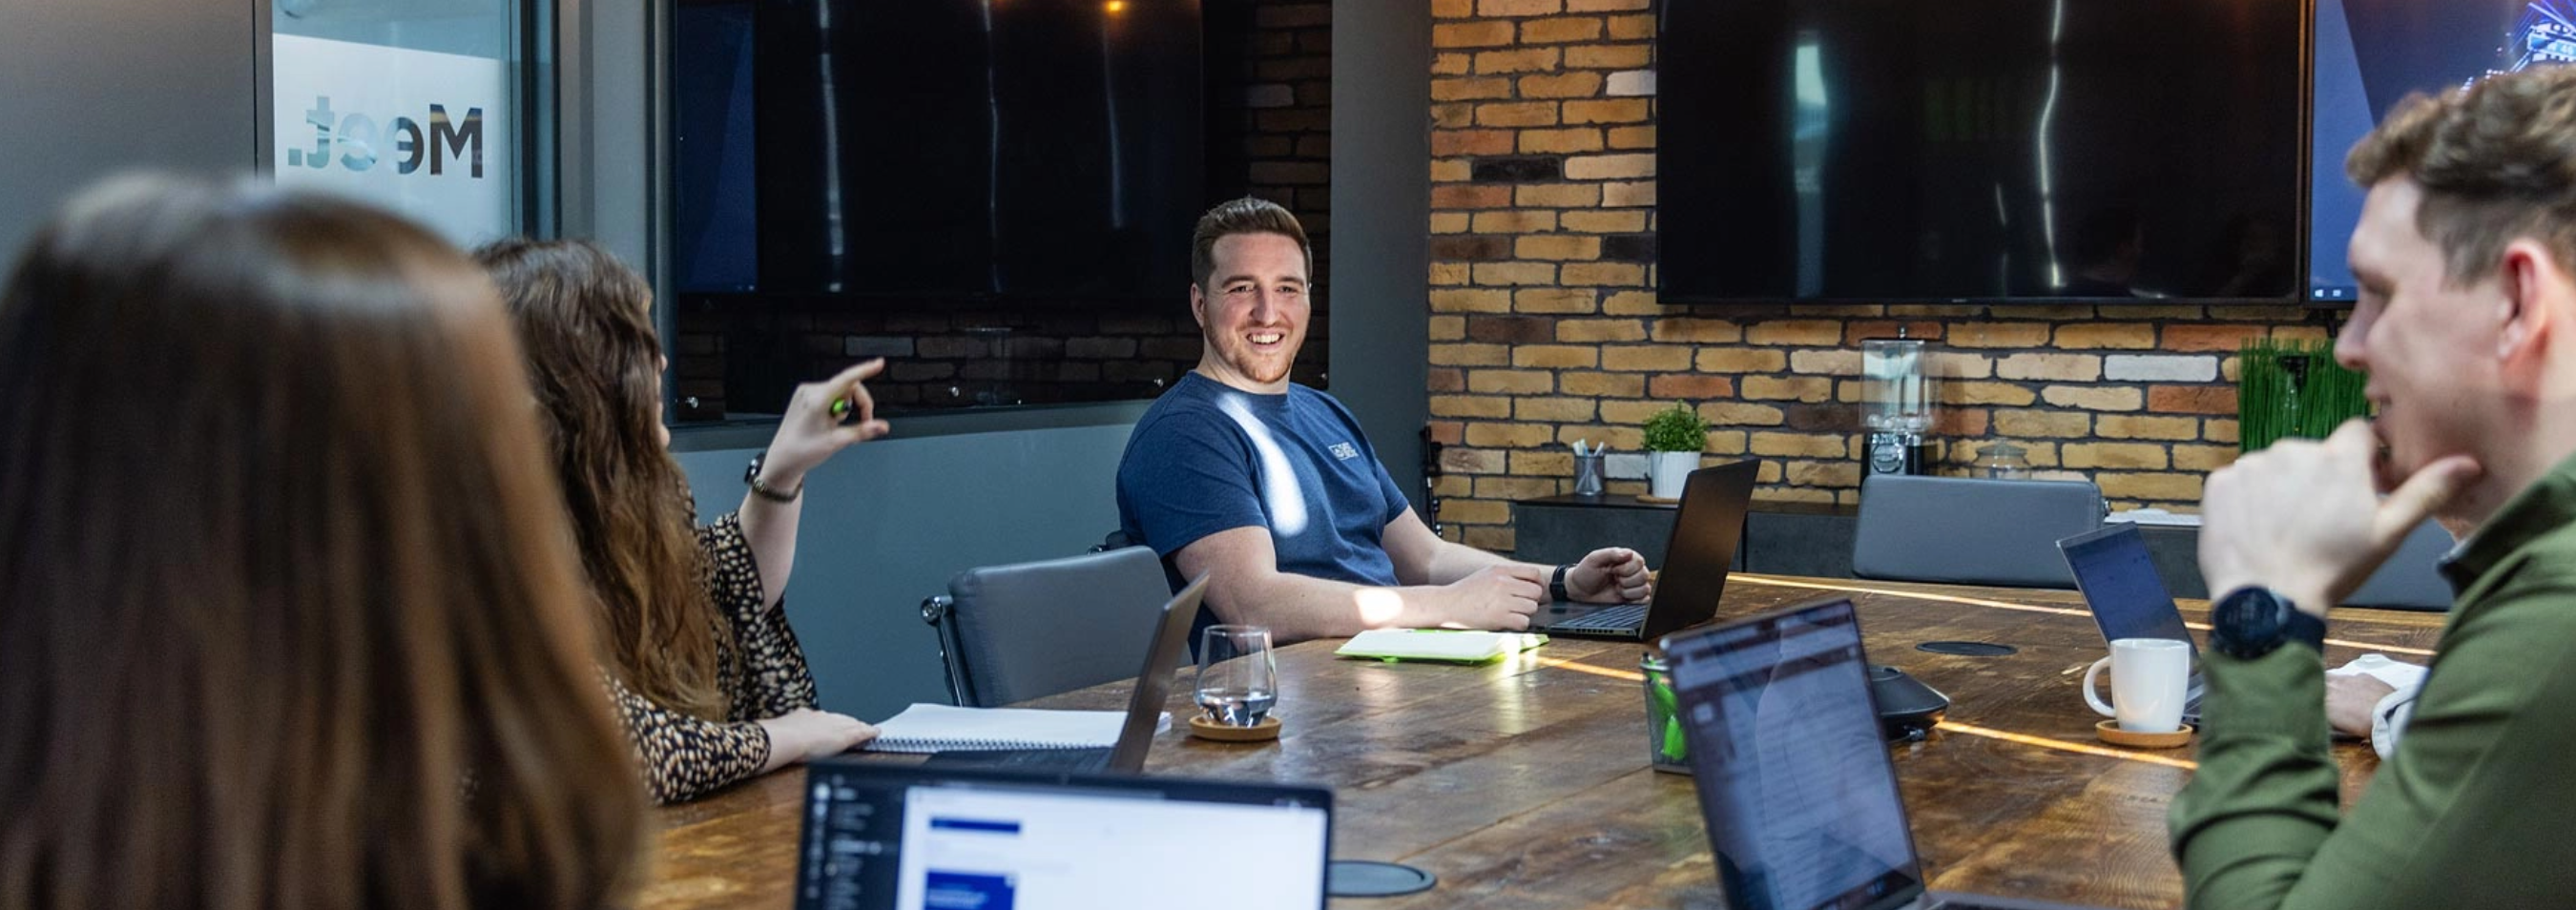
[794,761,1333,910]
[1660,598,2109,910]
[2055,525,2203,721]
[1528,460,1757,641]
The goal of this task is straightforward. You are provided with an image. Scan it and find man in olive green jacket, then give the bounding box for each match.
[2173,67,2576,907]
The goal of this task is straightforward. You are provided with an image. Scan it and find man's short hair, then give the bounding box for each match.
[2347,66,2576,287]
[1191,196,1313,291]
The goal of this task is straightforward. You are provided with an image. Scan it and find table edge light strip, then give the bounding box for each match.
[1526,658,2199,770]
[1730,574,2436,657]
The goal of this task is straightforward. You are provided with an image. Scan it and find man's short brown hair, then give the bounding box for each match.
[1191,196,1313,290]
[2347,66,2576,287]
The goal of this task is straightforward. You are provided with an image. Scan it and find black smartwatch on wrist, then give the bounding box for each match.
[744,453,801,503]
[2209,586,2325,659]
[1549,564,1574,603]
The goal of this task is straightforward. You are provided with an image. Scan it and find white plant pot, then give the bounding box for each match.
[1648,451,1699,499]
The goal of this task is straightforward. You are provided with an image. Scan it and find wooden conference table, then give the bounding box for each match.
[642,574,2448,910]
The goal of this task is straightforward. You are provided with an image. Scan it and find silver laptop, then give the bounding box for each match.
[794,761,1332,910]
[1528,460,1758,641]
[2056,525,2204,722]
[1661,598,2109,910]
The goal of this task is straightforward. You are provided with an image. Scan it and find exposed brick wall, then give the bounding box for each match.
[1211,0,1334,383]
[672,0,1331,420]
[1423,0,2339,552]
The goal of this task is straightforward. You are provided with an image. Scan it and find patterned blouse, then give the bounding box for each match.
[608,513,820,804]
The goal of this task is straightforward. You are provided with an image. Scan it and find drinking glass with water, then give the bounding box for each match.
[1195,625,1278,726]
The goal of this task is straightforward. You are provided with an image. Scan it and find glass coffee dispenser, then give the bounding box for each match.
[1860,332,1939,476]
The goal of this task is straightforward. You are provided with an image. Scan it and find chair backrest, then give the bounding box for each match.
[2342,519,2457,610]
[923,546,1179,707]
[1853,474,2107,589]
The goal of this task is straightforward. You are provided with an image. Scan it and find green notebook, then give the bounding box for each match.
[1334,629,1549,664]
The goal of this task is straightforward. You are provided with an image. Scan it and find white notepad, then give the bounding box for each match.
[864,703,1170,754]
[1335,629,1548,663]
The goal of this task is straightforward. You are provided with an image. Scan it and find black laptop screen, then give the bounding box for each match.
[1641,460,1758,640]
[2060,526,2194,645]
[1667,600,1924,910]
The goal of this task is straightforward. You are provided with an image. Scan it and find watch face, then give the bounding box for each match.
[2217,588,2286,655]
[744,454,764,484]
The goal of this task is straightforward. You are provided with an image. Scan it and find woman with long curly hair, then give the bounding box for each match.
[0,176,645,910]
[475,238,886,803]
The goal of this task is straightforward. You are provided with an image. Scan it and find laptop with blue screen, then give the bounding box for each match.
[794,761,1332,910]
[1660,598,2108,910]
[2055,524,2203,722]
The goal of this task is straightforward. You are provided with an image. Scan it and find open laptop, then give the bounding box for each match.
[2055,525,2204,722]
[795,761,1333,910]
[924,573,1207,773]
[1529,460,1758,641]
[1660,598,2109,910]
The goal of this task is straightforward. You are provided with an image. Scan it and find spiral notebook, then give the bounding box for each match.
[864,703,1173,754]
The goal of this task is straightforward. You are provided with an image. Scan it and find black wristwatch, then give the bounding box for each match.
[2209,586,2325,659]
[744,453,801,503]
[1549,564,1574,603]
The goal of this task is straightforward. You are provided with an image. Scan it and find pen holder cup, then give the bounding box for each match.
[1573,454,1607,497]
[1642,655,1691,775]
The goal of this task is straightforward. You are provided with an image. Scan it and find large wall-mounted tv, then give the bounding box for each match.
[1659,0,2303,304]
[670,0,1203,303]
[2309,0,2560,304]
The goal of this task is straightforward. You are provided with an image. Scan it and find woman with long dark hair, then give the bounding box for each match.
[476,238,887,803]
[0,176,645,910]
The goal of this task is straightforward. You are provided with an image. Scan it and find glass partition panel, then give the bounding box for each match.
[271,0,531,245]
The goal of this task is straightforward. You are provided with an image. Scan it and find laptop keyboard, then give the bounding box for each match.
[1551,603,1649,630]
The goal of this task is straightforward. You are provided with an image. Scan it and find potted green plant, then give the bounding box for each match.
[2236,338,2370,453]
[1642,403,1709,499]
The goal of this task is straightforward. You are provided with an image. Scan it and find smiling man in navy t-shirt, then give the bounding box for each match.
[1115,197,1652,644]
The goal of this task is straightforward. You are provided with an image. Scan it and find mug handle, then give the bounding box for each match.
[2083,655,2117,718]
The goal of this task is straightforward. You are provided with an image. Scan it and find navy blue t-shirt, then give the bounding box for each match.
[1116,373,1413,627]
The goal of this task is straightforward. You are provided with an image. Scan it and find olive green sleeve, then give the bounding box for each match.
[2168,641,2338,910]
[2171,574,2576,909]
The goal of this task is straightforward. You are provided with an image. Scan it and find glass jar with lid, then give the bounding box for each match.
[1976,442,2031,479]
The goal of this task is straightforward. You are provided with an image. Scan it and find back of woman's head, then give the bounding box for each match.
[0,176,645,910]
[471,238,727,720]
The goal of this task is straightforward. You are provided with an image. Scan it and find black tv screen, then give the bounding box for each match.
[670,0,1203,301]
[2309,0,2561,303]
[1659,0,2303,303]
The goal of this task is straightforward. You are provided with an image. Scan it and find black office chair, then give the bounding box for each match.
[920,546,1179,707]
[1852,474,2108,589]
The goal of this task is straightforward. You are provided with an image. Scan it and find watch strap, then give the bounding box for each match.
[1549,564,1573,604]
[2285,608,2326,652]
[745,454,801,503]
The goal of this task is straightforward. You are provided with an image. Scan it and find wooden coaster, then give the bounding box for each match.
[1636,493,1680,505]
[2095,719,2193,749]
[1189,714,1283,742]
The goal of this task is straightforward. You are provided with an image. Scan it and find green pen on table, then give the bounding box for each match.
[1643,654,1690,771]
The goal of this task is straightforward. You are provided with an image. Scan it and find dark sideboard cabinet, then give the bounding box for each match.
[1509,494,2211,599]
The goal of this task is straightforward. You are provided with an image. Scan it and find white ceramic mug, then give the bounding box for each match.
[2083,638,2192,733]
